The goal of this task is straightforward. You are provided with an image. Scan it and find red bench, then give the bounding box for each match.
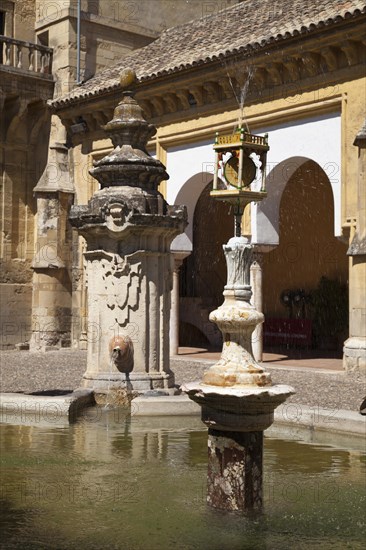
[263,318,312,348]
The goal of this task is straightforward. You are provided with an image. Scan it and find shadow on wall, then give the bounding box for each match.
[262,159,348,352]
[179,182,232,347]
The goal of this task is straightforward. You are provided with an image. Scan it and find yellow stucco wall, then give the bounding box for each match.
[70,72,365,355]
[74,76,366,248]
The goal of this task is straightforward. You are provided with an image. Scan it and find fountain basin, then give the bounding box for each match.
[0,411,364,549]
[182,382,294,431]
[0,389,94,424]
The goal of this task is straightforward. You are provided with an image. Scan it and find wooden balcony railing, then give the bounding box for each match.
[0,35,53,76]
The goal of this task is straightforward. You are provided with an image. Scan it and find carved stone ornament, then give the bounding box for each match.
[90,69,169,191]
[103,254,142,326]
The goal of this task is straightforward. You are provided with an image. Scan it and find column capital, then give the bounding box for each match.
[171,250,190,272]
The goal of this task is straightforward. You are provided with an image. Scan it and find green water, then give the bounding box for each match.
[0,408,365,550]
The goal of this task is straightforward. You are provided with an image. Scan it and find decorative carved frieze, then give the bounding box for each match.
[189,85,204,106]
[82,113,98,132]
[266,63,282,85]
[321,46,339,71]
[218,77,234,99]
[164,93,179,113]
[341,40,359,66]
[253,68,267,89]
[204,81,221,103]
[106,107,114,121]
[62,34,365,142]
[175,89,191,110]
[283,58,300,81]
[94,110,109,127]
[150,96,165,116]
[302,52,320,76]
[139,99,153,119]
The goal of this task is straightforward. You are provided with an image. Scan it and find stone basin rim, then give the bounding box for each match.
[181,382,295,397]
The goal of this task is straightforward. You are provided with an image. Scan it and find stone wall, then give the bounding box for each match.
[0,260,33,349]
[0,284,32,349]
[1,0,36,42]
[35,0,240,95]
[14,0,36,41]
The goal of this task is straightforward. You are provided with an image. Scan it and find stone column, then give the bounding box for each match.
[344,119,366,371]
[251,252,263,362]
[71,238,88,351]
[170,251,189,356]
[170,259,180,357]
[69,69,186,395]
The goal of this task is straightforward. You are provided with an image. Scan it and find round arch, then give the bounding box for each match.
[253,156,340,247]
[171,171,213,253]
[262,158,348,351]
[178,181,232,348]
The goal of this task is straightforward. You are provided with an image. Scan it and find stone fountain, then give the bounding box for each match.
[70,69,186,398]
[182,128,295,512]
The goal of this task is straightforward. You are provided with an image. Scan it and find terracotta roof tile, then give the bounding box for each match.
[52,0,366,108]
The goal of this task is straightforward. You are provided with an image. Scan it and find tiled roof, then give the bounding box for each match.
[52,0,366,108]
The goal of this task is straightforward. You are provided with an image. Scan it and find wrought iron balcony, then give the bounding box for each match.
[0,35,53,78]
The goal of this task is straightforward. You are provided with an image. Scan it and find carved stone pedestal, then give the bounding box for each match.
[69,70,186,394]
[202,236,270,387]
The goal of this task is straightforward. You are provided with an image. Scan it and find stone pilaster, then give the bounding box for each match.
[30,140,74,350]
[344,119,366,371]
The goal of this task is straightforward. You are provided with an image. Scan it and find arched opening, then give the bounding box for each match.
[179,181,232,348]
[173,171,214,251]
[262,159,348,354]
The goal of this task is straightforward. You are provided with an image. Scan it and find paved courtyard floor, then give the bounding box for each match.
[176,346,344,371]
[0,348,365,414]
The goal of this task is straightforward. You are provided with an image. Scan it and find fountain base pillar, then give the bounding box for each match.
[182,382,294,512]
[207,428,263,512]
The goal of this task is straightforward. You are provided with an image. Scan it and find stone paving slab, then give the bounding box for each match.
[171,357,366,413]
[175,347,344,371]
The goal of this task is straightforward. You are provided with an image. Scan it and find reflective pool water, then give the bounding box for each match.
[1,409,365,549]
